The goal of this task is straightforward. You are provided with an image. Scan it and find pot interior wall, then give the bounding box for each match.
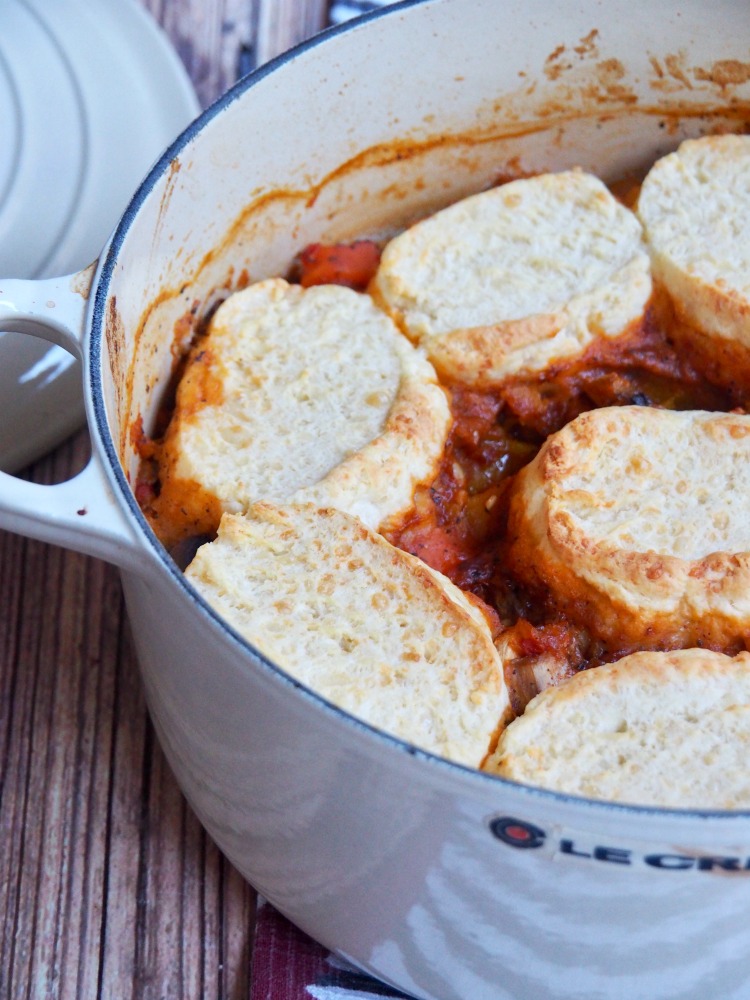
[95,0,750,488]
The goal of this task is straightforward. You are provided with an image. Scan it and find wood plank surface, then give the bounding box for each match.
[141,0,329,107]
[0,3,330,997]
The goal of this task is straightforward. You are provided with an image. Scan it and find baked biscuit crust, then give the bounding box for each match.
[372,170,651,388]
[484,648,750,808]
[186,503,512,768]
[139,138,750,795]
[505,406,750,649]
[637,135,750,392]
[151,279,450,546]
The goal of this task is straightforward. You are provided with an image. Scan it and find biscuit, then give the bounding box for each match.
[185,503,512,767]
[150,279,450,547]
[484,648,750,809]
[637,134,750,393]
[505,405,750,650]
[372,170,651,388]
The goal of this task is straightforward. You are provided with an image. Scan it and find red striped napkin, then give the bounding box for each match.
[250,900,411,999]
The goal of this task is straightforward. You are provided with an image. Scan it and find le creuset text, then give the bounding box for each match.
[490,816,750,874]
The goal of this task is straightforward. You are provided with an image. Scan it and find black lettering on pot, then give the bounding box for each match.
[696,856,742,872]
[489,817,546,848]
[559,838,591,858]
[645,854,696,870]
[593,845,632,865]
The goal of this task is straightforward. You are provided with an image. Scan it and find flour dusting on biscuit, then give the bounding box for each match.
[506,405,750,650]
[638,134,750,345]
[637,134,750,394]
[151,279,450,546]
[373,170,651,387]
[186,503,511,767]
[485,648,750,809]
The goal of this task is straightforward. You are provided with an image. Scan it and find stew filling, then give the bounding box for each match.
[138,218,746,716]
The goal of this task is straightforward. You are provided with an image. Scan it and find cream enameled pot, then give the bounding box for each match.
[3,2,750,997]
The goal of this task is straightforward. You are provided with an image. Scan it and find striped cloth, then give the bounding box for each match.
[250,900,411,1000]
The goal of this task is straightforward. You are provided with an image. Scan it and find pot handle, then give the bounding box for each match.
[0,268,149,574]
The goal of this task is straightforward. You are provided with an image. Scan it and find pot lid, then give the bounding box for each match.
[0,0,200,473]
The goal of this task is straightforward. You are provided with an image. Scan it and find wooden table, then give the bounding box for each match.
[0,3,338,996]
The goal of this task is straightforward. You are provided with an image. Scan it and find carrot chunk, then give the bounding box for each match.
[298,240,381,291]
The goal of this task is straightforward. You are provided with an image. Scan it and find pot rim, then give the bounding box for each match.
[88,0,750,826]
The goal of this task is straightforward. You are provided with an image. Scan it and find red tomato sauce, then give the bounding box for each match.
[384,301,737,670]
